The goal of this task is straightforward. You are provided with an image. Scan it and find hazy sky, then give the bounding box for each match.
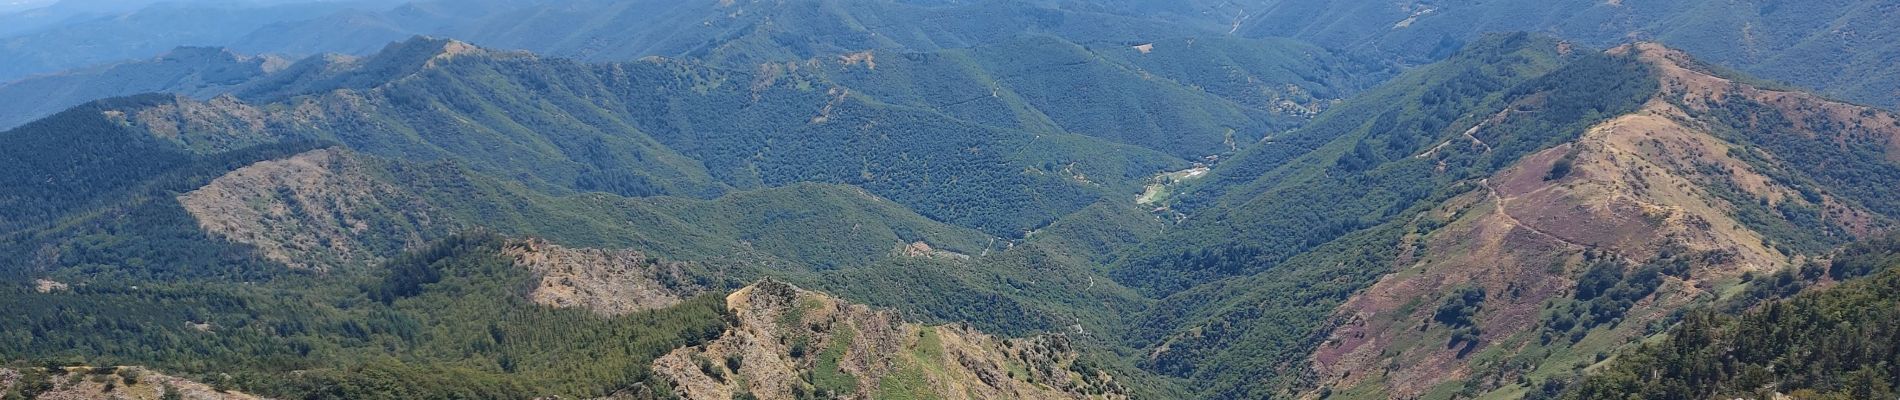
[0,0,406,14]
[0,0,56,13]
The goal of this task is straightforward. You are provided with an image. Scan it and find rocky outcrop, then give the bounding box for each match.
[503,238,705,316]
[653,281,1126,400]
[33,279,68,293]
[1,367,267,400]
[894,241,971,260]
[178,148,448,271]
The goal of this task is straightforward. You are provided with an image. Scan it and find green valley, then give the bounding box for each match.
[4,2,1900,399]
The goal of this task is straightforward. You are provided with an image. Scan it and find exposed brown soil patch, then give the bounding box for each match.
[3,367,269,400]
[126,95,281,153]
[894,241,972,260]
[503,238,704,316]
[1305,44,1900,396]
[840,51,877,70]
[1313,189,1581,396]
[33,279,68,293]
[178,149,448,271]
[1622,42,1900,159]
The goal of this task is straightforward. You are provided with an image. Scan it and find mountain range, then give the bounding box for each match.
[5,0,1898,110]
[3,1,1900,400]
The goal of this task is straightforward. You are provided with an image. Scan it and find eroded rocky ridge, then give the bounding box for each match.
[654,281,1127,400]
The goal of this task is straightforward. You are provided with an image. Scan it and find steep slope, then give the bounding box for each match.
[810,35,1384,159]
[0,32,1211,385]
[1116,33,1599,296]
[0,231,1145,399]
[505,238,707,316]
[1561,234,1900,400]
[176,148,451,271]
[1102,33,1632,398]
[1,233,737,399]
[0,47,286,131]
[2,17,1388,237]
[142,146,996,274]
[1117,40,1900,399]
[1305,42,1900,399]
[1092,33,1899,398]
[161,146,1152,343]
[652,280,1128,400]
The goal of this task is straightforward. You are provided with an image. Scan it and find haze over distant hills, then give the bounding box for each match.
[0,46,287,130]
[6,0,1899,110]
[2,2,1899,400]
[0,0,54,13]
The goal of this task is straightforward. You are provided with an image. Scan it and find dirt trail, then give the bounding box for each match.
[1481,179,1584,248]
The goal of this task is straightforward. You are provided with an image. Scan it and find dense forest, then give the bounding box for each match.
[1559,234,1900,400]
[1,233,733,399]
[1101,34,1667,398]
[57,35,1373,237]
[5,1,1900,399]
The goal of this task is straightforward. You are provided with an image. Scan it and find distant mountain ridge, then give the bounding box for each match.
[12,35,1375,236]
[0,0,1232,83]
[0,0,399,82]
[1222,0,1900,109]
[1101,34,1900,398]
[0,46,287,130]
[2,2,1898,399]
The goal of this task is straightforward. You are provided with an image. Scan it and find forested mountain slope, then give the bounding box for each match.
[0,226,1151,399]
[31,35,1381,236]
[810,35,1386,158]
[0,33,1224,399]
[1305,42,1900,399]
[1111,33,1631,398]
[453,0,1187,66]
[4,2,1897,398]
[1562,234,1900,400]
[1101,34,1900,399]
[1,232,738,399]
[59,37,1127,235]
